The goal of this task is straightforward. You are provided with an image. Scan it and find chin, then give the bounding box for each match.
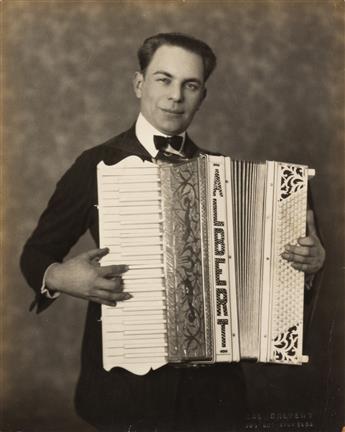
[160,122,186,136]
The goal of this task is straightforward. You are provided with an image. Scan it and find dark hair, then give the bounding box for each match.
[137,32,217,82]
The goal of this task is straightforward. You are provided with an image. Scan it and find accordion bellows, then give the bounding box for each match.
[97,155,314,375]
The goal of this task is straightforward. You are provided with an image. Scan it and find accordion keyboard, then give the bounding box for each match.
[98,157,168,375]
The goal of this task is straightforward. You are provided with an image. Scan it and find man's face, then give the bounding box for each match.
[133,45,207,135]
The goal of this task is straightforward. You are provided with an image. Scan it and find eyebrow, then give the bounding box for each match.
[153,70,203,85]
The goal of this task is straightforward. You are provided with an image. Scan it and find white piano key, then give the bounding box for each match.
[102,201,161,208]
[125,293,165,302]
[125,341,167,349]
[126,350,166,358]
[103,233,162,240]
[120,193,161,201]
[105,309,164,317]
[104,333,165,343]
[120,239,163,246]
[104,316,166,325]
[125,346,166,354]
[120,221,163,227]
[119,185,161,192]
[105,332,166,341]
[125,268,163,277]
[123,276,164,281]
[107,323,166,332]
[100,173,159,180]
[129,264,164,270]
[120,232,162,239]
[104,346,166,355]
[103,215,162,224]
[105,353,166,361]
[124,278,165,285]
[103,341,167,350]
[122,303,167,311]
[123,286,165,293]
[124,317,166,325]
[101,167,159,176]
[102,207,161,216]
[127,265,164,271]
[109,245,162,253]
[101,256,162,264]
[122,298,165,306]
[121,250,162,257]
[104,239,162,247]
[117,178,160,183]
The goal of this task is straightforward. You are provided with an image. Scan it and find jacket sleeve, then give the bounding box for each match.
[20,150,97,313]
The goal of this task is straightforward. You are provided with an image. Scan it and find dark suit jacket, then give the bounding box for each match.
[20,126,247,431]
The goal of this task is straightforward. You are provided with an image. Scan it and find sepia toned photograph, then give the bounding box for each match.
[1,1,344,431]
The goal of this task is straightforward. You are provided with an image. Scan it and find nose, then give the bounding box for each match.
[168,83,183,102]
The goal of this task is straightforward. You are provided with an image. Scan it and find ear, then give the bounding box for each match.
[133,72,144,99]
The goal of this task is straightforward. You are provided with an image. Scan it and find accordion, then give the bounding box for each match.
[97,155,314,375]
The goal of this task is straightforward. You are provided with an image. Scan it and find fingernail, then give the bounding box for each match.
[121,265,129,273]
[124,293,133,300]
[285,245,291,251]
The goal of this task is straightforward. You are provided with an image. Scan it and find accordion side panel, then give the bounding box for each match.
[161,160,208,362]
[267,163,309,365]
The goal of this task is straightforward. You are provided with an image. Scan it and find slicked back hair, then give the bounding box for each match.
[137,32,217,82]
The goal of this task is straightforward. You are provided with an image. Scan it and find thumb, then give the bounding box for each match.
[306,209,317,236]
[84,247,110,261]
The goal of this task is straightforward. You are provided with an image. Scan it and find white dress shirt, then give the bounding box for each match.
[135,113,186,159]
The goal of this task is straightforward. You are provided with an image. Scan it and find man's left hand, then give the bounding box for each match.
[281,209,325,274]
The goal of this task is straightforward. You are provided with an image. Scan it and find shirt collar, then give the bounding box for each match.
[135,113,186,158]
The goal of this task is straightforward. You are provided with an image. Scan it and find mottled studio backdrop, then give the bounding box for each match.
[2,1,344,431]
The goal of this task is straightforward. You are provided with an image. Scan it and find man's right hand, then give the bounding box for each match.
[45,248,131,306]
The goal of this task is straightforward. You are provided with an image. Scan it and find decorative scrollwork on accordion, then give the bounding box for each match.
[279,165,305,201]
[161,160,207,361]
[272,325,299,362]
[170,162,206,358]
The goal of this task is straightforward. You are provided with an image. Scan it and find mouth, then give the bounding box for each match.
[161,108,184,115]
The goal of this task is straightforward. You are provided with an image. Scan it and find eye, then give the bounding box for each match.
[185,82,200,91]
[157,77,171,84]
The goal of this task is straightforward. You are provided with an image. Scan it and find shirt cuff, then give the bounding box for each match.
[40,263,61,299]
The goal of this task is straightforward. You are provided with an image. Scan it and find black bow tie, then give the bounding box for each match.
[153,135,184,153]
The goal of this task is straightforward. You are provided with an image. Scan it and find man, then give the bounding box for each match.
[20,33,325,431]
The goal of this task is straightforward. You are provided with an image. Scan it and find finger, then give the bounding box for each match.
[89,296,117,307]
[95,277,124,292]
[291,262,316,273]
[84,247,110,261]
[306,209,317,236]
[284,244,317,257]
[98,264,129,277]
[297,236,317,247]
[91,291,132,303]
[281,252,315,264]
